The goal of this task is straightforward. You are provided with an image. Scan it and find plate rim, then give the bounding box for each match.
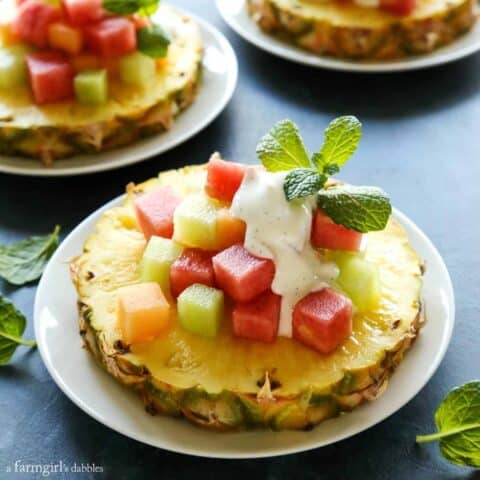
[0,7,238,177]
[216,0,480,73]
[34,197,455,459]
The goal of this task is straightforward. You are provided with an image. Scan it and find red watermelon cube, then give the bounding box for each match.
[85,17,136,58]
[232,291,281,343]
[292,288,352,354]
[62,0,104,26]
[380,0,415,15]
[134,186,182,241]
[13,0,62,48]
[212,244,275,302]
[205,154,246,203]
[170,249,215,298]
[26,52,74,105]
[311,209,363,252]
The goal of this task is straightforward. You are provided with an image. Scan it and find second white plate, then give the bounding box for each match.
[0,8,238,177]
[216,0,480,72]
[34,196,455,459]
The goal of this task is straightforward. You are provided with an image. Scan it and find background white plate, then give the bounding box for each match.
[216,0,480,72]
[0,9,238,177]
[34,199,454,459]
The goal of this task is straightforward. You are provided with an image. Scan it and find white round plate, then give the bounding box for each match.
[0,8,238,177]
[216,0,480,72]
[34,199,454,459]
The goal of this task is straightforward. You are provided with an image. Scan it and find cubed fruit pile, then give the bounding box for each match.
[0,0,169,105]
[117,156,381,355]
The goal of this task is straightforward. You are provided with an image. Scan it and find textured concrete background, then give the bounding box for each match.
[0,1,479,478]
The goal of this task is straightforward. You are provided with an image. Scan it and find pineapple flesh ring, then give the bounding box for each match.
[71,165,424,431]
[0,5,203,164]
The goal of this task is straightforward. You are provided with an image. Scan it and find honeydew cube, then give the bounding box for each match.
[117,282,170,345]
[140,236,182,293]
[177,284,224,337]
[119,52,156,87]
[0,47,28,89]
[74,69,107,105]
[334,254,380,312]
[173,193,219,250]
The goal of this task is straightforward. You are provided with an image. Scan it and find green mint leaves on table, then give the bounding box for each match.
[0,295,36,366]
[0,226,60,286]
[137,24,170,59]
[417,381,480,468]
[257,116,391,233]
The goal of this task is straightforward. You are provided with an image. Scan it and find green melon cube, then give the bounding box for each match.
[335,253,380,312]
[173,193,218,249]
[0,47,28,89]
[140,236,182,293]
[74,69,108,105]
[119,52,156,87]
[177,284,224,337]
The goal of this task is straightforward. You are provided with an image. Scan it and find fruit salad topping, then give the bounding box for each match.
[123,117,392,355]
[303,0,416,15]
[0,0,171,105]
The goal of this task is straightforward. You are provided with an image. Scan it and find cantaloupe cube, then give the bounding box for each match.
[48,22,83,55]
[140,236,182,293]
[173,193,219,250]
[0,23,20,46]
[117,282,170,345]
[215,208,246,250]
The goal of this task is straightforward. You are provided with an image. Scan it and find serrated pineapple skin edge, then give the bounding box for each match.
[73,285,424,432]
[247,0,477,60]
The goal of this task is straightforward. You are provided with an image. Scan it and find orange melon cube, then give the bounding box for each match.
[71,53,101,73]
[0,23,20,46]
[48,22,83,55]
[117,282,171,345]
[215,209,246,250]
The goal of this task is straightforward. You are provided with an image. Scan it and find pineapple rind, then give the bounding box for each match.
[247,0,476,59]
[0,5,202,165]
[71,165,424,431]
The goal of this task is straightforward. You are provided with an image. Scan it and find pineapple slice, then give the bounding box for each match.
[71,165,424,431]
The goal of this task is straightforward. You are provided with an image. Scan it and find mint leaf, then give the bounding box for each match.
[417,382,480,468]
[256,120,311,172]
[0,226,60,286]
[103,0,158,15]
[284,169,326,201]
[137,24,170,58]
[313,116,362,172]
[317,185,391,233]
[0,295,36,366]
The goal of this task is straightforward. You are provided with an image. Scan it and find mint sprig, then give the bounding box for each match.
[257,116,392,233]
[103,0,159,15]
[137,24,170,58]
[317,186,392,233]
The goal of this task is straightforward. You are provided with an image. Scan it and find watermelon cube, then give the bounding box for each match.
[48,22,83,55]
[212,244,275,302]
[380,0,415,15]
[26,51,74,104]
[214,208,246,250]
[134,186,182,241]
[62,0,104,25]
[0,46,28,89]
[85,17,136,58]
[173,193,219,250]
[119,51,156,87]
[311,209,363,252]
[292,288,353,354]
[177,284,224,337]
[334,253,380,312]
[12,0,62,48]
[74,69,107,105]
[232,291,281,343]
[170,249,215,298]
[205,153,246,203]
[117,282,171,345]
[140,236,182,294]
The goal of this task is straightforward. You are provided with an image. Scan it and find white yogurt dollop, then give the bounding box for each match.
[231,168,338,337]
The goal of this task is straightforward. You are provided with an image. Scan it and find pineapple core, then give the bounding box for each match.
[117,282,170,345]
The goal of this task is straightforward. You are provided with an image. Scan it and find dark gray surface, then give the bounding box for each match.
[0,1,479,479]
